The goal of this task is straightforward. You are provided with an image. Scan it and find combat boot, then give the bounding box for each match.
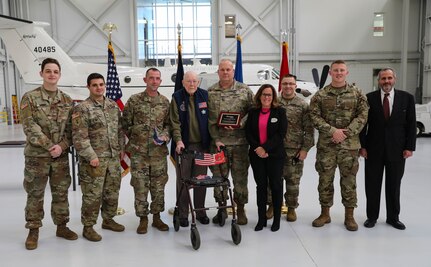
[25,228,39,250]
[83,226,102,242]
[102,218,125,232]
[344,207,358,231]
[152,213,169,231]
[56,224,78,240]
[266,204,274,219]
[312,206,331,227]
[137,216,148,234]
[212,208,227,225]
[286,207,297,222]
[237,204,248,225]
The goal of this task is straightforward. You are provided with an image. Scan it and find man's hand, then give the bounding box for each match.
[332,129,348,143]
[49,145,63,158]
[359,148,367,159]
[90,158,100,167]
[153,135,169,146]
[403,150,413,159]
[176,141,185,154]
[216,141,225,151]
[297,150,308,161]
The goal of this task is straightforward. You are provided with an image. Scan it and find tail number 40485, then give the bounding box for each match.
[34,46,56,53]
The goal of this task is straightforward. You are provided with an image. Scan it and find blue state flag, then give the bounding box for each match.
[234,34,243,83]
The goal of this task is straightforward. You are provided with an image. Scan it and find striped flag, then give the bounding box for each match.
[278,41,290,91]
[234,34,243,83]
[195,150,226,166]
[106,42,130,176]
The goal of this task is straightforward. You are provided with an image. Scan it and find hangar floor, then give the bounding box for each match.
[1,124,430,267]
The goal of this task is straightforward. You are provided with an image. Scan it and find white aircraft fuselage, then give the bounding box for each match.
[0,14,318,103]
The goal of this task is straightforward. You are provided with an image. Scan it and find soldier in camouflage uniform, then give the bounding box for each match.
[20,58,78,250]
[72,73,125,242]
[122,68,171,234]
[309,60,369,231]
[207,59,254,225]
[266,74,315,222]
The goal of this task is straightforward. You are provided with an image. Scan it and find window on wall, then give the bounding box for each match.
[137,0,212,66]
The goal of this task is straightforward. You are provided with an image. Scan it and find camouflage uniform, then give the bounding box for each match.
[309,84,368,208]
[72,97,124,227]
[277,95,314,208]
[21,86,73,229]
[121,91,170,217]
[207,80,254,205]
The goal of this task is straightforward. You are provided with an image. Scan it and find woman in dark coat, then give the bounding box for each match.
[246,84,287,232]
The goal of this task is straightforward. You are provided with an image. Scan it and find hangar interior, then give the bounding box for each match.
[0,0,430,266]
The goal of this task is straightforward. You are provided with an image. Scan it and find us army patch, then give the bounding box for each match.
[72,112,81,126]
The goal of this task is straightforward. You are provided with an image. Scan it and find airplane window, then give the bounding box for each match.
[171,74,176,83]
[124,76,131,83]
[257,70,270,81]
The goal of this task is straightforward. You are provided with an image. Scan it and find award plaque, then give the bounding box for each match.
[217,112,241,128]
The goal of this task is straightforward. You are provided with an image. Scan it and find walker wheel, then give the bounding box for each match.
[190,226,201,250]
[231,223,241,245]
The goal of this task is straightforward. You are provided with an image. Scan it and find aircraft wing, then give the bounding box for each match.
[0,15,32,29]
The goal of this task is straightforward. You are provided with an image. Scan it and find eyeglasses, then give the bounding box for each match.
[261,93,273,98]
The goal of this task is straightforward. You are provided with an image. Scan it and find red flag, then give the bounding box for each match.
[278,41,290,91]
[106,42,130,176]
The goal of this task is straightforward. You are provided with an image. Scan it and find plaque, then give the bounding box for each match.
[217,112,241,128]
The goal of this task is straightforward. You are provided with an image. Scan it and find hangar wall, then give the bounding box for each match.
[0,0,428,123]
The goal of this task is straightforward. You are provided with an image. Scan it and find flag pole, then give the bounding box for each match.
[168,23,185,215]
[234,23,243,83]
[103,22,125,216]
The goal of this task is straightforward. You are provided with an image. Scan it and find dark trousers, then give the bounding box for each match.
[175,143,207,219]
[365,157,405,222]
[250,154,284,224]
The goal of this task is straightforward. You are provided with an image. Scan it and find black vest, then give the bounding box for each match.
[172,88,210,149]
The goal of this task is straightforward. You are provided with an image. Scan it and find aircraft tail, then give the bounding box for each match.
[0,14,79,84]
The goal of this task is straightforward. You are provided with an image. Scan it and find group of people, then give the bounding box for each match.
[20,57,416,250]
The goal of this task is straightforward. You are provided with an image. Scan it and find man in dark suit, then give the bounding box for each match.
[359,67,416,230]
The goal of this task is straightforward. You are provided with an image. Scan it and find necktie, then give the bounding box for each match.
[383,93,390,120]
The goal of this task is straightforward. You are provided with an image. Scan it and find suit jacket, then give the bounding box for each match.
[245,107,287,159]
[360,89,416,161]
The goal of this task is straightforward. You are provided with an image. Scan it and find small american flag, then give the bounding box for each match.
[195,150,226,166]
[106,42,129,176]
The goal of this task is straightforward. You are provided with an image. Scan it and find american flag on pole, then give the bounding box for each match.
[195,150,226,166]
[106,42,124,109]
[106,42,130,176]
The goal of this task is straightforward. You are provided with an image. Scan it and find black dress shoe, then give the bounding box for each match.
[196,215,210,225]
[386,220,406,230]
[364,219,376,228]
[254,221,267,231]
[179,218,189,227]
[271,222,280,232]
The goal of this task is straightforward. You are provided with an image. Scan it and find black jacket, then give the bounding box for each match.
[245,107,288,159]
[359,89,416,161]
